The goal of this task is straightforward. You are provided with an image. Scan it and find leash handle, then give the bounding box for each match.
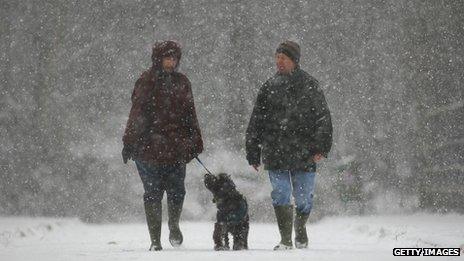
[195,156,213,175]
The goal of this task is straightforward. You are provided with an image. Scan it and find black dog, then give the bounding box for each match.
[204,173,249,250]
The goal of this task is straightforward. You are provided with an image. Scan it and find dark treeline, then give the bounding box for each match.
[1,0,463,222]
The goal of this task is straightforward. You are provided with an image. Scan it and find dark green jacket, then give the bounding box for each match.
[245,68,332,172]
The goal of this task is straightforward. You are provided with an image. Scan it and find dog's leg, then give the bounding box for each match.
[232,218,249,250]
[213,222,223,250]
[241,218,249,250]
[224,225,230,249]
[213,222,229,250]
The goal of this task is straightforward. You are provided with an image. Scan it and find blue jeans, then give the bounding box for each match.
[268,170,316,214]
[135,160,186,205]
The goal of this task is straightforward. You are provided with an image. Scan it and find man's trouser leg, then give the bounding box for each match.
[269,170,293,250]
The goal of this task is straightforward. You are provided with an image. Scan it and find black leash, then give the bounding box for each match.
[195,156,213,175]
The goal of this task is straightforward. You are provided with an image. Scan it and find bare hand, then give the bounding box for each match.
[313,153,324,163]
[122,145,133,164]
[252,164,260,172]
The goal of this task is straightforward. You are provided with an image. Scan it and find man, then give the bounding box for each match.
[246,41,332,250]
[122,40,203,251]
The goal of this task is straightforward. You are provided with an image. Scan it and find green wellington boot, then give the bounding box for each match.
[144,201,162,251]
[273,205,294,250]
[294,210,310,249]
[167,202,184,247]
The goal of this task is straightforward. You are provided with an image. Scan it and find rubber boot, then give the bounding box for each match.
[144,200,162,251]
[167,202,183,247]
[294,210,310,249]
[273,205,293,250]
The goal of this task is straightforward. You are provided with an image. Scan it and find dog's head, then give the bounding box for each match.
[216,173,236,193]
[205,172,237,198]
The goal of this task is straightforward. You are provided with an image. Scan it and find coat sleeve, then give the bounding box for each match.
[184,78,204,159]
[122,76,151,148]
[307,80,333,158]
[245,82,268,165]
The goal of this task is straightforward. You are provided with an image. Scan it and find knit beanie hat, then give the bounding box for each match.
[276,40,301,64]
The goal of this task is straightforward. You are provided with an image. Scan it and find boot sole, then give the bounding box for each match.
[169,237,183,248]
[273,243,293,250]
[295,242,308,249]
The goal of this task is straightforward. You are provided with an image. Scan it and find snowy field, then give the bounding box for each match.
[1,214,463,261]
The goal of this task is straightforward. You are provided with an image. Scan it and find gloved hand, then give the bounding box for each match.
[183,146,200,163]
[122,145,134,164]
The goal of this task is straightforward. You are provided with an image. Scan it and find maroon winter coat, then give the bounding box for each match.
[123,41,203,164]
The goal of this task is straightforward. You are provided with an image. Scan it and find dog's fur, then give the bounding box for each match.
[204,173,249,250]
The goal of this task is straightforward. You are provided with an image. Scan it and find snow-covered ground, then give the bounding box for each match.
[1,214,463,261]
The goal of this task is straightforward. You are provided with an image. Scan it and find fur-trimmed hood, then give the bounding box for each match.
[151,40,182,72]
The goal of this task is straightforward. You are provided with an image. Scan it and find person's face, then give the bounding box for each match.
[275,53,296,74]
[162,56,177,72]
